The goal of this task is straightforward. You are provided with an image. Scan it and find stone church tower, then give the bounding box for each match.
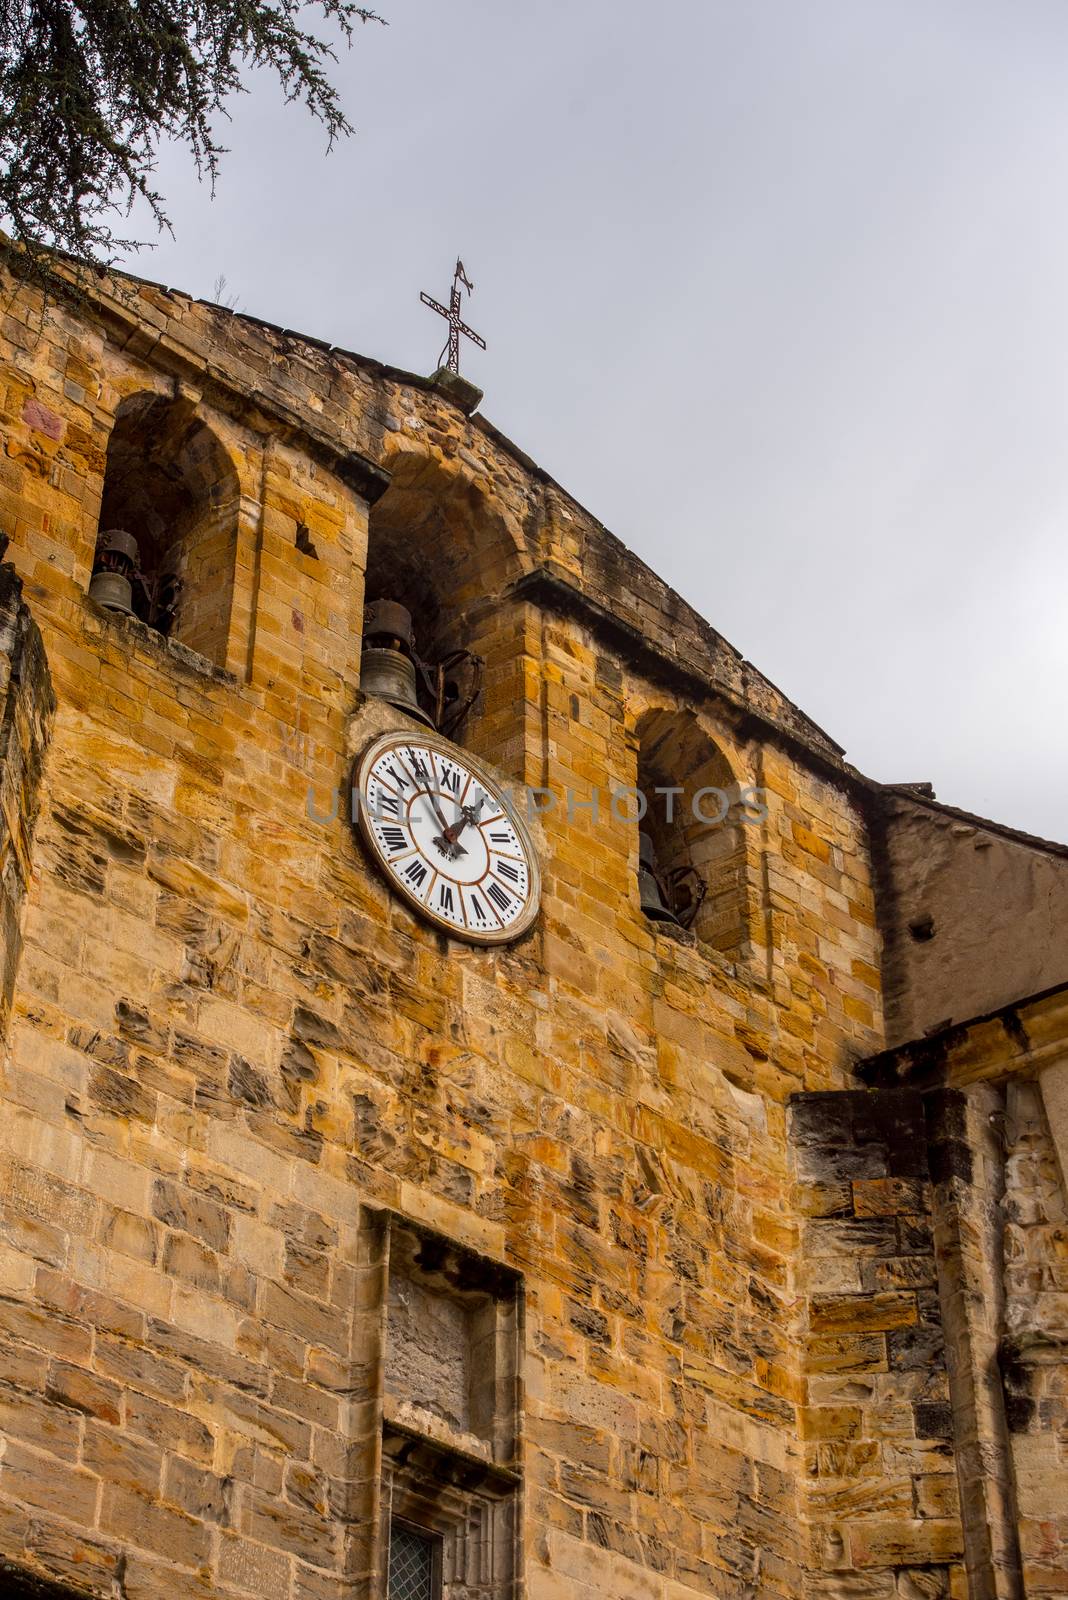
[0,256,1065,1600]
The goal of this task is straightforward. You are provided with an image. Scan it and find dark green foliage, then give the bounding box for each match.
[0,0,382,266]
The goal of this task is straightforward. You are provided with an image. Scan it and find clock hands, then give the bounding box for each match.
[423,789,463,853]
[449,795,485,842]
[426,789,468,860]
[405,748,468,862]
[434,795,485,860]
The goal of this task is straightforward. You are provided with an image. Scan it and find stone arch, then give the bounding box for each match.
[96,393,241,667]
[361,440,530,746]
[636,707,751,957]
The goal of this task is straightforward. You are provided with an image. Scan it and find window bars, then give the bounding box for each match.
[388,1522,439,1600]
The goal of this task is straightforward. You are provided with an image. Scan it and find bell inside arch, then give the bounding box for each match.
[360,599,435,728]
[88,528,140,617]
[638,831,679,924]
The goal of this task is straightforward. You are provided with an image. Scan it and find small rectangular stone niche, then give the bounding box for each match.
[384,1218,520,1465]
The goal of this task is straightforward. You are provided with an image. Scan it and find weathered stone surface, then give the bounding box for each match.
[0,248,1057,1600]
[1000,1079,1068,1597]
[874,789,1068,1049]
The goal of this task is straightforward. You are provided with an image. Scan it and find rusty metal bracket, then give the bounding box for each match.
[415,648,484,739]
[667,866,707,930]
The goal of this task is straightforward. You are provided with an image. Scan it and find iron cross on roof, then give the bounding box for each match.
[420,259,486,376]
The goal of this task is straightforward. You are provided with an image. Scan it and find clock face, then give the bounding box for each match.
[353,732,540,945]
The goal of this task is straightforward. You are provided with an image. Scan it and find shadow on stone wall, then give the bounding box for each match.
[0,555,55,1039]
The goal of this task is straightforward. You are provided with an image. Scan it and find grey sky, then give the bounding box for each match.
[125,0,1068,841]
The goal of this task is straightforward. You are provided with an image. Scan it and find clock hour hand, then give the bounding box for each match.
[461,796,486,828]
[440,795,485,851]
[427,792,470,860]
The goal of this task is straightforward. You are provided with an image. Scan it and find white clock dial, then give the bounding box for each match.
[353,732,540,945]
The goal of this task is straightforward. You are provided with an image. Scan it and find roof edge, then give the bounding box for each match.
[883,784,1068,859]
[857,977,1068,1089]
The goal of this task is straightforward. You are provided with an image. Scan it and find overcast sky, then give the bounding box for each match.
[123,0,1068,841]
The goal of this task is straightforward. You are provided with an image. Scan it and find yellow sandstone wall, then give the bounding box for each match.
[0,261,972,1600]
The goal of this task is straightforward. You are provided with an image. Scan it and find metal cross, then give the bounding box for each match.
[420,259,486,375]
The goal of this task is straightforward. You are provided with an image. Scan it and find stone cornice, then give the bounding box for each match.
[858,981,1068,1090]
[509,562,867,786]
[25,252,391,508]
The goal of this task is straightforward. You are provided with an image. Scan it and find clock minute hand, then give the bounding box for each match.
[423,788,450,836]
[406,753,453,837]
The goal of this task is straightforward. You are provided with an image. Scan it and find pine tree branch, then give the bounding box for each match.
[0,0,383,265]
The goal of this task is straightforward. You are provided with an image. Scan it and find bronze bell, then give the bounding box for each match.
[360,599,435,728]
[638,831,680,923]
[88,528,139,616]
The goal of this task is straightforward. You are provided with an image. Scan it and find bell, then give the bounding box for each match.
[638,831,679,924]
[360,646,436,727]
[88,528,139,616]
[88,569,135,613]
[360,598,435,727]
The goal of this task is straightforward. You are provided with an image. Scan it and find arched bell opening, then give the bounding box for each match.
[360,448,527,752]
[635,708,751,956]
[91,394,240,668]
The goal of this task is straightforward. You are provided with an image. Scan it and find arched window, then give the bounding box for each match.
[93,394,240,668]
[359,445,525,756]
[636,708,751,957]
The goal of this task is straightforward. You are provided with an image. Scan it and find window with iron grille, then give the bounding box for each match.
[388,1521,440,1600]
[365,1211,522,1599]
